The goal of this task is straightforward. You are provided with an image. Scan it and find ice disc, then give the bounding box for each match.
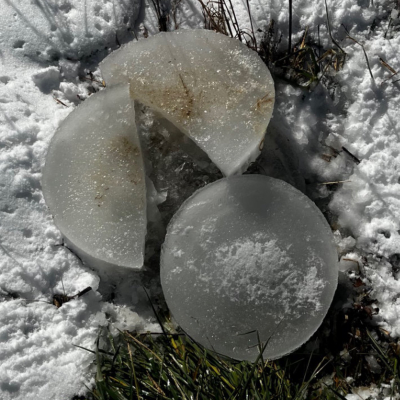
[42,85,146,269]
[100,29,275,176]
[161,175,338,361]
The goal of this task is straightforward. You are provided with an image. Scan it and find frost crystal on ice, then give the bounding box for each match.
[161,175,338,361]
[42,85,146,269]
[100,29,275,176]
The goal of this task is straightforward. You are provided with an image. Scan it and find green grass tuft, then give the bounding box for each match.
[80,330,336,400]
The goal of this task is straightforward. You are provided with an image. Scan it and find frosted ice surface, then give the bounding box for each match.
[42,85,146,269]
[161,175,338,361]
[100,29,275,176]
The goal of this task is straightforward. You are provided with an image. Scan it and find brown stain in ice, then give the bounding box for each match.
[128,64,273,144]
[252,91,275,143]
[255,93,275,112]
[92,135,143,209]
[129,73,196,125]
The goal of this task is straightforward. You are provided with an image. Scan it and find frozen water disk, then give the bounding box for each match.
[100,29,275,176]
[161,175,338,361]
[42,85,146,269]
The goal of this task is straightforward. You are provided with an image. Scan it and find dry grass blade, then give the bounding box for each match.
[319,180,351,185]
[379,57,397,74]
[53,96,68,107]
[342,146,361,164]
[244,0,256,48]
[378,57,400,87]
[124,332,163,362]
[150,0,168,31]
[324,0,345,54]
[198,0,229,35]
[341,24,374,81]
[197,0,257,50]
[127,342,141,400]
[288,0,293,53]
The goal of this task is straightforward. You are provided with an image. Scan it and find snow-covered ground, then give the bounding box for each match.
[1,0,400,399]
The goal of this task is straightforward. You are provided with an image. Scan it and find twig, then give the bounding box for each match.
[273,48,306,65]
[319,180,351,185]
[342,258,361,274]
[341,24,374,81]
[143,286,168,336]
[379,57,397,74]
[382,72,398,84]
[127,343,141,400]
[77,286,93,297]
[342,146,361,164]
[316,51,337,88]
[150,0,168,31]
[379,57,400,86]
[384,15,393,39]
[318,25,321,60]
[53,97,68,107]
[288,0,292,53]
[53,286,92,308]
[226,0,243,42]
[245,0,257,49]
[83,76,106,86]
[324,0,345,54]
[220,0,234,37]
[300,27,308,49]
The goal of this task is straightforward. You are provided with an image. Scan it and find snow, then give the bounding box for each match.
[100,29,275,176]
[31,67,61,94]
[1,0,140,61]
[345,383,399,400]
[161,175,337,361]
[1,0,400,397]
[42,84,147,269]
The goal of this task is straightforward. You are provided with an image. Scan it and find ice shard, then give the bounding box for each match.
[161,175,338,361]
[100,30,275,176]
[42,85,146,269]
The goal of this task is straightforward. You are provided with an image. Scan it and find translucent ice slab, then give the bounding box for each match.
[100,30,275,176]
[161,175,338,361]
[42,85,146,269]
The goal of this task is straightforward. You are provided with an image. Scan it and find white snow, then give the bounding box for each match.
[1,0,140,61]
[1,0,400,397]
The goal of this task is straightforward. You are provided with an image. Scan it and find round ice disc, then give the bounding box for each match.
[161,175,338,361]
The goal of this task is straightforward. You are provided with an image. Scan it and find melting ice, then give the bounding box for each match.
[42,85,146,269]
[161,175,338,361]
[100,29,275,176]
